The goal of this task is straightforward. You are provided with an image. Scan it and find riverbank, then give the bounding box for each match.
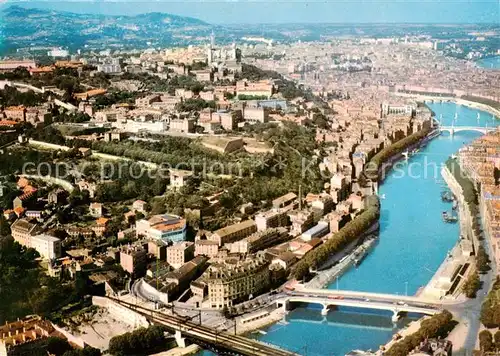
[305,234,378,289]
[417,166,475,301]
[306,127,437,290]
[395,92,500,118]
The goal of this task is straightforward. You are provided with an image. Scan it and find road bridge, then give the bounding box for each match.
[108,297,298,356]
[291,287,443,305]
[277,296,439,322]
[439,125,496,135]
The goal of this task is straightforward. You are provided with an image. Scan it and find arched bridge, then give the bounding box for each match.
[277,296,439,322]
[279,288,443,322]
[439,126,496,135]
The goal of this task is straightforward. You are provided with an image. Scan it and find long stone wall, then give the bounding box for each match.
[51,323,87,349]
[28,139,71,151]
[92,296,150,328]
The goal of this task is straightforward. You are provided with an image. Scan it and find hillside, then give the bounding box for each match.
[0,5,214,54]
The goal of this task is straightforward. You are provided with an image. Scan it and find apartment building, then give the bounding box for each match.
[288,210,315,236]
[169,169,194,189]
[255,208,289,231]
[272,192,297,209]
[236,79,273,98]
[120,245,147,277]
[30,234,62,260]
[10,218,41,249]
[203,254,270,309]
[228,227,288,254]
[209,220,257,246]
[194,240,219,258]
[167,241,195,269]
[243,106,269,123]
[169,118,195,133]
[0,316,56,356]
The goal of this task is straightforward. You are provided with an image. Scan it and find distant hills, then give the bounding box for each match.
[0,5,215,54]
[1,5,497,57]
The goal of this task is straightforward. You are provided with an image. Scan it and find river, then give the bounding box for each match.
[476,56,500,69]
[250,103,500,356]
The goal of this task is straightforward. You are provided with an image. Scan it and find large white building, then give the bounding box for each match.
[47,48,69,58]
[30,234,62,260]
[136,214,187,243]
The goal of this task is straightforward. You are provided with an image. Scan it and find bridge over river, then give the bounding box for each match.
[438,125,496,135]
[278,288,442,322]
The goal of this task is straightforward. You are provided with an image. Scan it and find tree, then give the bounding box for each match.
[480,276,500,328]
[479,330,494,353]
[108,326,166,355]
[462,271,481,298]
[476,246,491,273]
[46,337,73,355]
[0,214,10,237]
[494,330,500,352]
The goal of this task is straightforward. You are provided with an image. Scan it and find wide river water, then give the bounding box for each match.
[251,103,500,355]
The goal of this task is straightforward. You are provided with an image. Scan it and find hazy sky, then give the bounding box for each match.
[4,0,500,24]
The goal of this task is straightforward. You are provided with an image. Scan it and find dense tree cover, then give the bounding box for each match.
[186,61,208,71]
[90,123,324,220]
[93,91,137,109]
[311,111,330,129]
[480,276,500,328]
[92,162,168,203]
[462,270,481,298]
[83,72,111,89]
[237,94,268,100]
[9,337,101,356]
[240,63,282,82]
[108,326,167,356]
[0,67,31,81]
[0,238,41,323]
[0,130,18,147]
[293,195,380,280]
[0,238,90,323]
[445,158,478,205]
[28,125,67,145]
[384,310,456,356]
[363,126,432,183]
[0,147,53,176]
[91,136,252,175]
[476,245,491,273]
[120,72,202,94]
[175,98,216,112]
[0,85,49,107]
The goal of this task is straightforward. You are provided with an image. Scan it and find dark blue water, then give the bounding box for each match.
[255,103,499,355]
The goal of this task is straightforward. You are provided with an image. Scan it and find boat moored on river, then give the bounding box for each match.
[442,211,458,223]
